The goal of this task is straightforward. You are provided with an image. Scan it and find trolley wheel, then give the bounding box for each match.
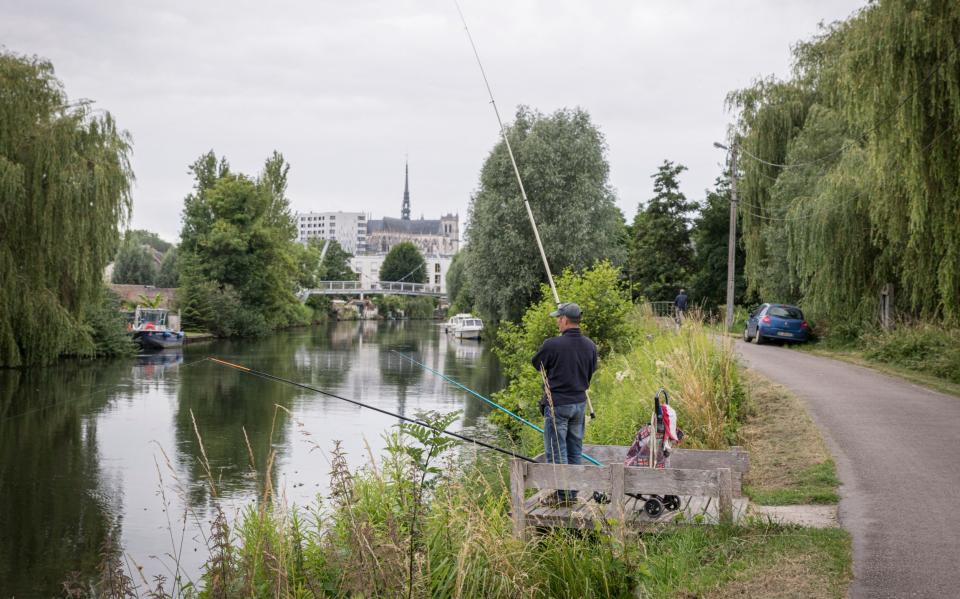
[663,495,681,511]
[643,498,664,517]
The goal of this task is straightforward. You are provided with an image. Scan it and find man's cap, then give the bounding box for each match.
[550,302,582,319]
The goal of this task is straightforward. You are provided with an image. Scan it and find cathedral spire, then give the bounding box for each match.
[401,159,411,221]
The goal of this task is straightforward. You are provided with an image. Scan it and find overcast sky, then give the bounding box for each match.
[3,0,865,242]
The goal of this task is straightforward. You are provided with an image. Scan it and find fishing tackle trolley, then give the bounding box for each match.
[509,444,750,539]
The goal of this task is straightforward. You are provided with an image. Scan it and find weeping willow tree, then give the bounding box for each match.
[728,0,960,325]
[0,52,133,366]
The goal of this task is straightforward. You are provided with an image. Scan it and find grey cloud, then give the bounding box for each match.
[2,0,864,241]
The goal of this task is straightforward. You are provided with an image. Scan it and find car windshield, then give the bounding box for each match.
[767,305,803,319]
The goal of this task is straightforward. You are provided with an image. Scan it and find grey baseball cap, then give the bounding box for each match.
[550,302,582,318]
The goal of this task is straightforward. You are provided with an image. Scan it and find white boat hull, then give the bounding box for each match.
[455,327,482,340]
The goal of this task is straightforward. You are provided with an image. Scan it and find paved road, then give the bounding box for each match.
[735,340,960,599]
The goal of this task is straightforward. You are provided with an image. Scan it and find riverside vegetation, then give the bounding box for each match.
[72,264,850,598]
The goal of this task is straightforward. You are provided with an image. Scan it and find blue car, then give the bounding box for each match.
[744,303,810,344]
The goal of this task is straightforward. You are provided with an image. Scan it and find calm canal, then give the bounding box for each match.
[0,320,505,597]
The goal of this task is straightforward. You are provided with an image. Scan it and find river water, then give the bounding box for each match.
[0,320,505,598]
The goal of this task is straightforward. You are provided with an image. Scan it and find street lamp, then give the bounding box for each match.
[714,140,738,332]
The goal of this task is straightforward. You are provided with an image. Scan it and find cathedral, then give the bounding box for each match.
[365,161,459,257]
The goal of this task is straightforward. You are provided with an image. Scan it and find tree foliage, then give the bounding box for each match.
[0,52,133,366]
[178,150,309,335]
[155,247,180,288]
[689,176,746,310]
[111,238,158,285]
[318,240,358,281]
[628,161,696,301]
[445,250,475,314]
[728,1,960,324]
[124,229,172,254]
[464,106,626,322]
[379,241,427,283]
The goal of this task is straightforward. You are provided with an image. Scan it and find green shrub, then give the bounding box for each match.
[861,324,960,383]
[81,287,136,358]
[179,279,271,337]
[490,262,635,437]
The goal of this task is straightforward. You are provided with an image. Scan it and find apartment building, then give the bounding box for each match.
[296,211,367,255]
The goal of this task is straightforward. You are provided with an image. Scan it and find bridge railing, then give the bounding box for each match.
[314,280,364,292]
[300,281,445,297]
[373,281,442,294]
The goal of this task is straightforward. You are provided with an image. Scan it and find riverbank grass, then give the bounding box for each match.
[738,373,840,505]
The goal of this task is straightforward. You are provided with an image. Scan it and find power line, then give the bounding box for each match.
[736,125,953,221]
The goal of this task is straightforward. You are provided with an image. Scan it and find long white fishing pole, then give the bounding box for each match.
[453,0,561,306]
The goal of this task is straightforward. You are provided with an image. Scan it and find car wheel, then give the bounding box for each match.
[753,329,764,345]
[743,328,752,342]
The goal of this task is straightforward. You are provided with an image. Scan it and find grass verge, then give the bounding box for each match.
[644,525,850,598]
[738,372,840,505]
[799,345,960,399]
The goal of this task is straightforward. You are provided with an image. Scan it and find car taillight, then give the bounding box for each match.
[761,316,771,323]
[801,321,809,329]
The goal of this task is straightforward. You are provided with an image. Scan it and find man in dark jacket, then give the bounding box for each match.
[674,288,689,321]
[531,302,598,505]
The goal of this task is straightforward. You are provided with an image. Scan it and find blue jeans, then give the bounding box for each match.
[543,402,586,500]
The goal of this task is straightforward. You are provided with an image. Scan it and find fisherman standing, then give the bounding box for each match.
[532,302,598,506]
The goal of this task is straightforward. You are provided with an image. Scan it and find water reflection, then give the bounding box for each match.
[0,320,504,597]
[0,362,124,596]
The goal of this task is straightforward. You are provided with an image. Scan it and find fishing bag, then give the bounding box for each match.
[624,403,680,468]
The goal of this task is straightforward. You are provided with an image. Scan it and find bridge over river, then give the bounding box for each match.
[299,280,447,302]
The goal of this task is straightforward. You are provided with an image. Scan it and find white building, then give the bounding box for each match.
[296,211,367,255]
[351,254,452,293]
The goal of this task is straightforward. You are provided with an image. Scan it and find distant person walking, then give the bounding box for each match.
[674,288,689,323]
[532,302,598,506]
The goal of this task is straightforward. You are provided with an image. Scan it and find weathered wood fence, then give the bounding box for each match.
[510,444,749,539]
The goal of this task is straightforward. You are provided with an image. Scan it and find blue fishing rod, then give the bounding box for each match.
[391,350,603,467]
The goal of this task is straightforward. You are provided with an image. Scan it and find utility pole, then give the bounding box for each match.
[724,141,738,331]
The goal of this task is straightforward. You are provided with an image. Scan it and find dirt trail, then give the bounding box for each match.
[735,340,960,599]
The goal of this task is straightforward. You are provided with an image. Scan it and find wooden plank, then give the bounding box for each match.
[535,445,750,473]
[608,463,626,542]
[623,467,720,497]
[523,463,611,493]
[669,448,750,473]
[717,468,733,525]
[510,459,527,540]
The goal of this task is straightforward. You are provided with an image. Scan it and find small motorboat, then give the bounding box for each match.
[443,313,472,333]
[453,316,483,340]
[131,307,185,350]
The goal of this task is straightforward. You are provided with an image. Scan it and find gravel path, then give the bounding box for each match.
[735,340,960,599]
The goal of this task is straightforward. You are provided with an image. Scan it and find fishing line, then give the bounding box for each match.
[453,0,560,306]
[207,357,536,463]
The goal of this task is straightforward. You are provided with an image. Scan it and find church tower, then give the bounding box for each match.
[401,160,411,220]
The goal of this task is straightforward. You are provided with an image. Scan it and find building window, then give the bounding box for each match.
[434,264,440,273]
[435,274,441,284]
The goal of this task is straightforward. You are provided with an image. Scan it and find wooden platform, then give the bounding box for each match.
[510,444,750,539]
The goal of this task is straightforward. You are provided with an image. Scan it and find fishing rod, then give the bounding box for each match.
[207,357,535,463]
[453,0,560,307]
[391,351,603,467]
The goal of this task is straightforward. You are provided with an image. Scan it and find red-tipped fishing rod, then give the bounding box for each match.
[207,357,535,463]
